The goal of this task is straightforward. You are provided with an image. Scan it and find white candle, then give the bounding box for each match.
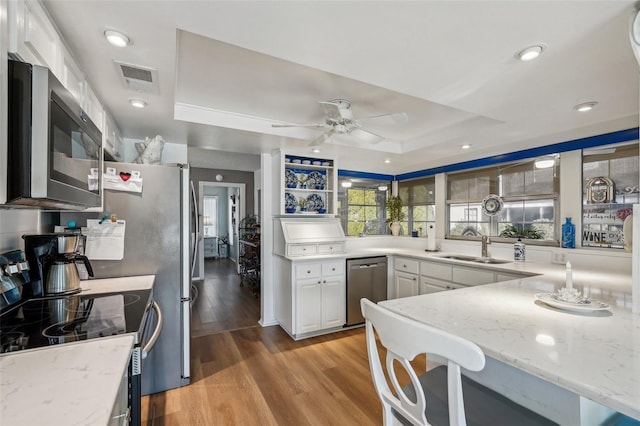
[566,261,573,290]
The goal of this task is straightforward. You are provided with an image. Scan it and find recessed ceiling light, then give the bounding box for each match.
[312,148,320,153]
[341,181,352,188]
[104,30,130,47]
[461,144,471,150]
[515,45,544,62]
[129,98,147,108]
[378,185,388,191]
[384,159,391,164]
[574,101,597,112]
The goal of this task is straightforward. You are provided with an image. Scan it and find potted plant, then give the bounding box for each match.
[386,195,405,236]
[298,197,308,212]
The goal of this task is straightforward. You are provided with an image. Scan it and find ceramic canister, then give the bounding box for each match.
[514,238,525,261]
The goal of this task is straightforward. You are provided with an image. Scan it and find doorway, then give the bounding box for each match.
[191,181,260,337]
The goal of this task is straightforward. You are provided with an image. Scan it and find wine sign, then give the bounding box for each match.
[582,203,633,248]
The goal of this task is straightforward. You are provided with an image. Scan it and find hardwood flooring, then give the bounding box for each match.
[142,258,423,425]
[190,258,261,337]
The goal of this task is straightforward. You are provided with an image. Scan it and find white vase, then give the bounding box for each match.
[388,221,401,236]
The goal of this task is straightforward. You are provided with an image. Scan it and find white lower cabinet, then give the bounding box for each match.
[395,271,419,298]
[293,259,345,336]
[108,365,130,425]
[420,276,465,294]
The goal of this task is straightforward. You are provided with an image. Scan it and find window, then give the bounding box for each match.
[338,177,390,236]
[202,196,218,237]
[447,156,559,242]
[582,142,639,249]
[398,177,436,236]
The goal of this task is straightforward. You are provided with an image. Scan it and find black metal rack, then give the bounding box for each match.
[238,215,260,296]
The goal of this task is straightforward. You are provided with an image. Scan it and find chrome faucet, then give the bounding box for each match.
[481,235,491,258]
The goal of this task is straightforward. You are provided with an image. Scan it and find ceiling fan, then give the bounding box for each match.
[272,99,408,145]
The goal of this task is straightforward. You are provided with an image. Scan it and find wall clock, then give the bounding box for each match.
[481,194,503,216]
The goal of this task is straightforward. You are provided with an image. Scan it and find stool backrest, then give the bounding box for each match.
[360,298,486,426]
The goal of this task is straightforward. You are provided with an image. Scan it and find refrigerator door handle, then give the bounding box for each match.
[142,301,163,359]
[190,180,200,277]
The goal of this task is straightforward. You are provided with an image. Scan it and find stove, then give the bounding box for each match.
[0,289,152,354]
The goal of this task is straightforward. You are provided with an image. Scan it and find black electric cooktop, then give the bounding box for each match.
[0,289,152,354]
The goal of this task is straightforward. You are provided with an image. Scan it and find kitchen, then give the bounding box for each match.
[1,1,639,425]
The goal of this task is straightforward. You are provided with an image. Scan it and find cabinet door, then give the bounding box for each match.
[419,276,449,294]
[10,0,60,74]
[84,84,104,132]
[395,271,418,298]
[295,278,322,334]
[321,276,345,329]
[60,46,84,104]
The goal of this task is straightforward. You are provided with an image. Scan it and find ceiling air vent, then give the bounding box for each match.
[114,60,159,94]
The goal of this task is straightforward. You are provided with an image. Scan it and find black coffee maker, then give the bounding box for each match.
[23,233,93,298]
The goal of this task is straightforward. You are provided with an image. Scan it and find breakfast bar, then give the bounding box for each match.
[379,276,639,425]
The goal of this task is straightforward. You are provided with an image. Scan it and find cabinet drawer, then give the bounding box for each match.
[395,257,419,274]
[452,267,495,285]
[288,244,317,257]
[420,261,452,281]
[318,243,344,254]
[322,261,344,277]
[296,263,321,279]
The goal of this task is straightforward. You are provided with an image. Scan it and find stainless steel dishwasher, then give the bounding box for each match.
[346,257,388,326]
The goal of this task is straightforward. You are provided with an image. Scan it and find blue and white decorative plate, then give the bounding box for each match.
[285,169,298,188]
[285,192,297,209]
[306,194,324,211]
[307,171,326,190]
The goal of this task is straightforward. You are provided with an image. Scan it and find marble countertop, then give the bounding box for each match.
[1,275,155,425]
[379,277,640,420]
[0,335,134,425]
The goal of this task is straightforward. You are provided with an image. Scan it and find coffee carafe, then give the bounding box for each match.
[42,234,93,295]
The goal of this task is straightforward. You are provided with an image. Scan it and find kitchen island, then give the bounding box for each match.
[379,276,639,424]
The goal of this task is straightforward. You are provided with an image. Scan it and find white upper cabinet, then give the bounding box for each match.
[60,44,85,104]
[8,0,107,134]
[103,111,123,161]
[84,84,104,132]
[8,0,60,76]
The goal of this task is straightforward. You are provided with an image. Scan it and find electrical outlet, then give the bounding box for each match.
[552,252,567,264]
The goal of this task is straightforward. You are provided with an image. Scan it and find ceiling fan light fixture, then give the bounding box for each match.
[461,144,471,150]
[384,159,391,164]
[534,156,556,169]
[516,45,544,61]
[574,101,597,112]
[104,30,130,47]
[312,148,320,153]
[129,98,147,108]
[341,181,352,188]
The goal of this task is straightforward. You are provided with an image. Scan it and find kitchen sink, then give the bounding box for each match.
[436,254,511,264]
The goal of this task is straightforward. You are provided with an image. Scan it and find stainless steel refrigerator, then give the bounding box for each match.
[62,162,198,395]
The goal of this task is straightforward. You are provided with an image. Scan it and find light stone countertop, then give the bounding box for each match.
[379,277,639,420]
[0,275,155,425]
[0,335,134,425]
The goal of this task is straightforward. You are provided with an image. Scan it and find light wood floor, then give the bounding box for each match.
[142,258,422,425]
[191,258,261,337]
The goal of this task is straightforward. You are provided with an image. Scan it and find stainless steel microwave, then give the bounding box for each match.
[6,60,102,209]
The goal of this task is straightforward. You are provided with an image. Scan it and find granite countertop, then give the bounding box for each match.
[0,335,134,425]
[1,275,156,425]
[379,277,639,420]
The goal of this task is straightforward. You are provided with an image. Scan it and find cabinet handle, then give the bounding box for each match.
[307,270,311,274]
[413,277,417,281]
[329,246,333,250]
[403,264,407,268]
[318,280,321,284]
[331,268,335,271]
[303,248,307,251]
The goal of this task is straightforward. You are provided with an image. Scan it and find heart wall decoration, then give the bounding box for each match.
[119,172,132,181]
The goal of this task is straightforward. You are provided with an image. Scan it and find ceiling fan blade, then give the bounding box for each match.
[355,112,408,126]
[349,128,386,144]
[271,123,328,128]
[309,129,335,146]
[318,99,353,121]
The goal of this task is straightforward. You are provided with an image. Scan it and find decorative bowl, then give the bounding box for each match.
[285,207,296,214]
